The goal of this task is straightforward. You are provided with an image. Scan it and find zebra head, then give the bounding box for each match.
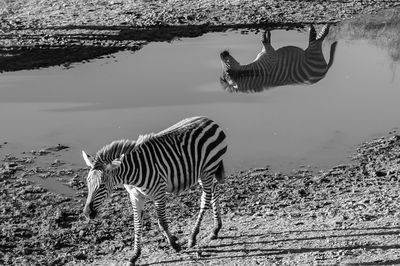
[220,50,242,91]
[220,50,240,73]
[81,150,124,219]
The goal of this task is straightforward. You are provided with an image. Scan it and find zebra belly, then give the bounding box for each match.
[166,172,199,194]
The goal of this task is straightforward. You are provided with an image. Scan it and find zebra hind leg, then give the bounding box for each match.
[188,178,212,248]
[262,30,271,44]
[209,184,222,240]
[317,24,330,40]
[209,161,224,239]
[154,195,181,252]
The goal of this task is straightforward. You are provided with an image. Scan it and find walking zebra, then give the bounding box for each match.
[220,24,338,93]
[82,116,227,265]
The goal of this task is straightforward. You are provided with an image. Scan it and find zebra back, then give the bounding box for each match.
[115,117,227,195]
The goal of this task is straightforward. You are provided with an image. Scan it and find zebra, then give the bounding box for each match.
[220,24,338,93]
[82,116,227,265]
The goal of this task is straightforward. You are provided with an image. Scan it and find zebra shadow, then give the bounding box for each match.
[220,24,338,93]
[348,258,400,266]
[204,228,400,249]
[141,225,400,265]
[142,244,400,266]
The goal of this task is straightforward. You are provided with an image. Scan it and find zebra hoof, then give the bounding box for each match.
[128,249,140,266]
[168,235,181,252]
[208,233,218,240]
[172,242,181,252]
[188,239,196,248]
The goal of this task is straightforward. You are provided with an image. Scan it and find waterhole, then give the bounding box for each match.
[1,22,399,176]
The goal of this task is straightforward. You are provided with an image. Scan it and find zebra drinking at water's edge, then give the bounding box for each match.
[220,24,338,93]
[82,116,227,265]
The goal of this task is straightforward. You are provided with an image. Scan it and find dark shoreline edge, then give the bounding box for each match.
[0,22,311,73]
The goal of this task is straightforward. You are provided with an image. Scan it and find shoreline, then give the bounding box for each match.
[1,1,399,72]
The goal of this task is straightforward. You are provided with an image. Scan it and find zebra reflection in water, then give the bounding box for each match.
[220,25,337,93]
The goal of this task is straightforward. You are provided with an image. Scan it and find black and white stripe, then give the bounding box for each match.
[82,116,227,265]
[220,24,337,93]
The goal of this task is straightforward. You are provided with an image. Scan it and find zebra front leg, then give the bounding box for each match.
[154,194,181,252]
[188,179,212,248]
[309,24,317,43]
[124,185,146,266]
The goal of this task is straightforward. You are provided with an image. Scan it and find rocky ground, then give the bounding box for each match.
[1,0,400,72]
[2,133,400,265]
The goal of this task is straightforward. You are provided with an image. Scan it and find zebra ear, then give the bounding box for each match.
[106,154,125,171]
[82,151,94,168]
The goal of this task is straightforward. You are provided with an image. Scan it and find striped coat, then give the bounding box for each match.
[82,116,227,265]
[118,117,227,195]
[220,25,337,93]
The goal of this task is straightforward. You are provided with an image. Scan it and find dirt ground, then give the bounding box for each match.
[2,133,400,265]
[2,1,400,266]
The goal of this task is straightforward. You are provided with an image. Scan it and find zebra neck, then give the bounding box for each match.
[109,167,128,186]
[119,143,157,189]
[237,50,277,75]
[107,172,119,187]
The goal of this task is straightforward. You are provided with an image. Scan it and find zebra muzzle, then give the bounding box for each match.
[220,50,230,59]
[83,204,97,220]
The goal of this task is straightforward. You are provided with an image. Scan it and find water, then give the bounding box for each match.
[1,25,399,175]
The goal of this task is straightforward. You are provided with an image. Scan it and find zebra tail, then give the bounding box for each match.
[215,161,225,184]
[327,41,338,70]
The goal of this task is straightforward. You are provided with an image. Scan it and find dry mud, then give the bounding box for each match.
[2,134,400,265]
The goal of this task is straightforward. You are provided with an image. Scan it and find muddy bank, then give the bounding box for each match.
[1,134,400,265]
[0,1,399,72]
[1,0,398,29]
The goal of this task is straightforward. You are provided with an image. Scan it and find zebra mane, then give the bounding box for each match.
[93,139,137,170]
[136,133,155,147]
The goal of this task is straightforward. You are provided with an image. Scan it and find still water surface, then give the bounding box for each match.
[1,27,399,173]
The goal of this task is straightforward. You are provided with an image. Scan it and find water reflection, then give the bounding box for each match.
[2,27,400,175]
[328,9,400,64]
[220,25,337,93]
